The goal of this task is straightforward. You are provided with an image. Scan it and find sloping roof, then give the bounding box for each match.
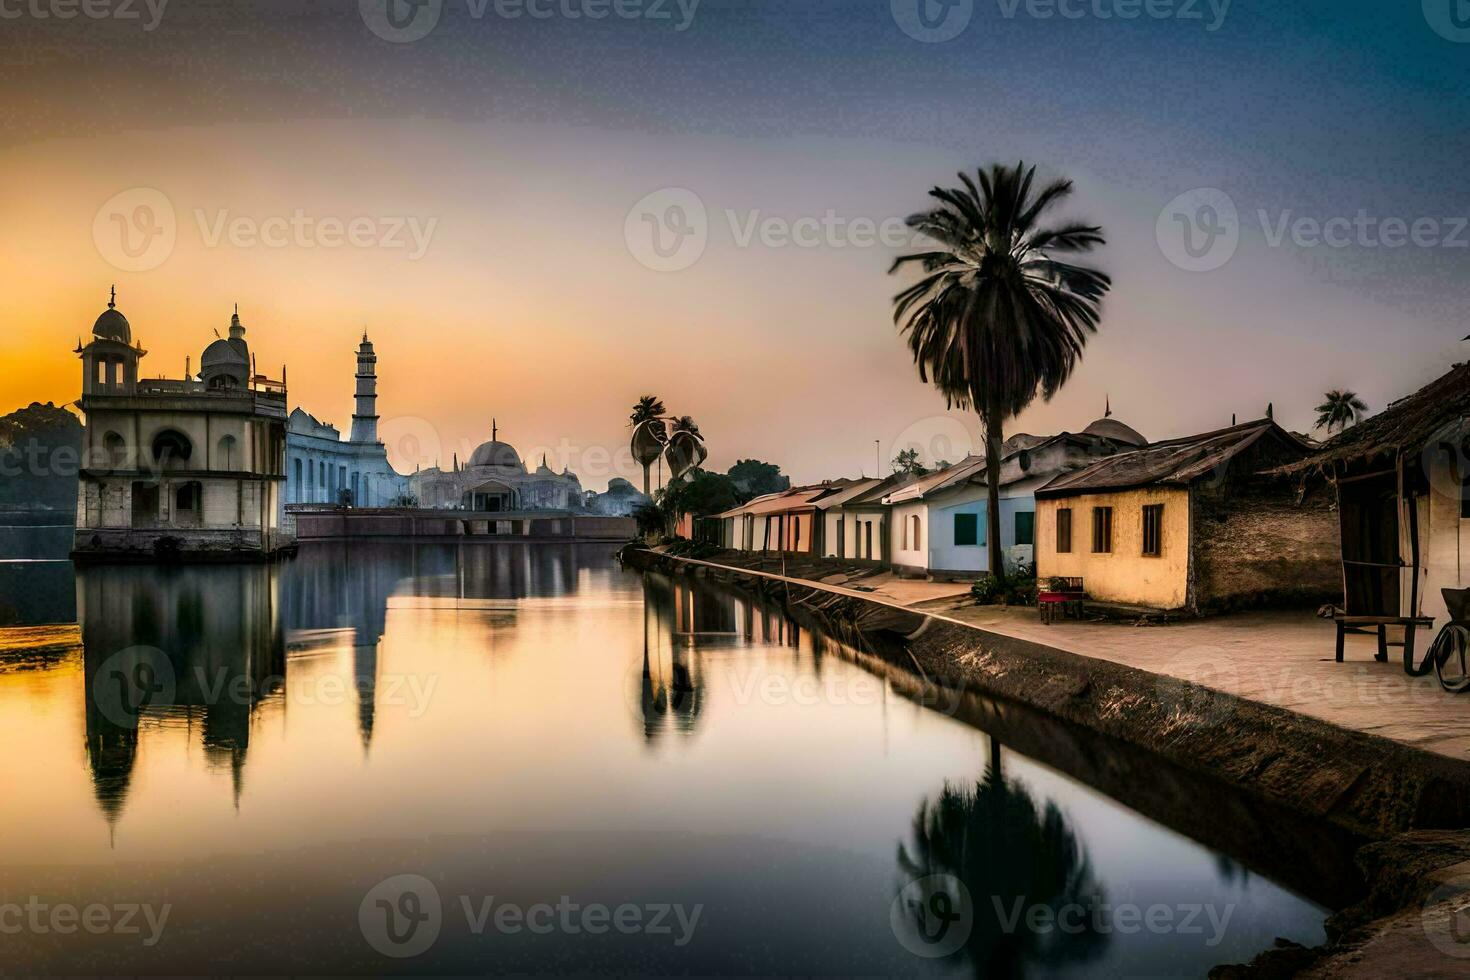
[812,477,884,510]
[1281,362,1470,475]
[883,456,988,504]
[1036,419,1303,497]
[740,487,833,515]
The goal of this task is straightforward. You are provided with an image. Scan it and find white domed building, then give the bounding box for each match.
[72,292,290,558]
[411,422,584,512]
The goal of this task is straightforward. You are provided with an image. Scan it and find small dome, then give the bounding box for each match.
[201,338,248,367]
[469,440,525,471]
[93,307,131,343]
[1082,417,1148,447]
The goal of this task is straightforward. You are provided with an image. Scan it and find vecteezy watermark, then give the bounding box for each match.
[1155,187,1239,272]
[359,875,703,958]
[1424,0,1470,43]
[1157,187,1470,273]
[91,645,177,728]
[989,896,1235,945]
[624,187,925,272]
[0,897,171,947]
[195,209,437,260]
[0,0,168,31]
[1422,871,1470,959]
[891,0,974,42]
[359,0,700,44]
[93,188,439,270]
[890,874,973,958]
[1154,645,1238,729]
[93,187,177,273]
[994,0,1230,31]
[893,0,1230,41]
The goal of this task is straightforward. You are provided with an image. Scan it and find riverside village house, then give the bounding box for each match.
[1033,418,1341,615]
[72,292,290,558]
[1282,361,1470,650]
[882,412,1148,581]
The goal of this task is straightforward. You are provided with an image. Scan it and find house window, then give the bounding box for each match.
[293,458,302,500]
[1142,504,1164,557]
[954,513,978,546]
[1091,506,1113,554]
[912,515,922,550]
[1015,510,1035,547]
[1056,508,1073,553]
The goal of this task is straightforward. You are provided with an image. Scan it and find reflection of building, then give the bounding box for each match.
[72,291,289,557]
[285,334,408,508]
[411,421,584,511]
[78,562,286,826]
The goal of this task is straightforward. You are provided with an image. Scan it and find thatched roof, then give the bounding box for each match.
[1035,419,1305,497]
[1280,362,1470,476]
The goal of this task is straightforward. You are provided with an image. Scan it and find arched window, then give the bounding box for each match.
[102,431,126,469]
[217,435,238,470]
[912,515,922,550]
[150,429,192,470]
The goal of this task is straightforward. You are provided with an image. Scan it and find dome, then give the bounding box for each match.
[1082,417,1148,447]
[201,337,248,367]
[469,440,525,471]
[93,307,131,343]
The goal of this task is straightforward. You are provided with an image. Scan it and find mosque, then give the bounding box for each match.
[411,421,587,512]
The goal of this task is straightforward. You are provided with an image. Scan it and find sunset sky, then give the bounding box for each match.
[3,0,1468,489]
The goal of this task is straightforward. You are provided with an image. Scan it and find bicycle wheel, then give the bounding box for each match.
[1430,623,1470,693]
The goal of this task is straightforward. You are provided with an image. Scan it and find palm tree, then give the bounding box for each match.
[1315,389,1369,435]
[890,163,1110,577]
[629,394,667,495]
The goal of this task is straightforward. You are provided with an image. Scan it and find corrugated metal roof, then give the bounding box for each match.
[883,455,988,504]
[1035,419,1301,496]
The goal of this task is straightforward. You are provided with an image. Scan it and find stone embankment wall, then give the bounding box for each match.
[625,547,1470,840]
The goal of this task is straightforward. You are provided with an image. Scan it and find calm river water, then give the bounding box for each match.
[0,539,1353,976]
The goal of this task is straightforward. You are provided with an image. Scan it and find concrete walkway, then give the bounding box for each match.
[911,598,1470,764]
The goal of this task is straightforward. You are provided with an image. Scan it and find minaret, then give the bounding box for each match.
[350,332,379,444]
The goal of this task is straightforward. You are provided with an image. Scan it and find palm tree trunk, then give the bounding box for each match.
[642,464,651,497]
[983,402,1004,579]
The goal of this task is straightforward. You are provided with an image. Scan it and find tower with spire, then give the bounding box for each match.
[350,333,379,444]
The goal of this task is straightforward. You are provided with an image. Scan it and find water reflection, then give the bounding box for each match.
[898,747,1109,976]
[78,562,286,826]
[0,543,1345,975]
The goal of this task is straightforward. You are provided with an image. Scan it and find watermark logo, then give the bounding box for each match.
[886,415,976,475]
[194,209,437,260]
[890,873,973,958]
[91,645,177,728]
[0,0,169,30]
[1155,645,1238,729]
[0,898,171,946]
[359,874,443,958]
[1424,0,1470,43]
[625,188,708,272]
[892,0,974,42]
[995,0,1230,31]
[93,187,176,273]
[360,0,443,42]
[1421,871,1470,959]
[1156,188,1238,272]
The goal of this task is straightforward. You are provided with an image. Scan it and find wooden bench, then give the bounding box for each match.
[1038,577,1086,625]
[1334,615,1434,674]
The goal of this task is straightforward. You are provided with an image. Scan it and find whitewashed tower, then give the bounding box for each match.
[350,333,380,444]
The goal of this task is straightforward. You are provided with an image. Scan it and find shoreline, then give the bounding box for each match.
[622,546,1470,977]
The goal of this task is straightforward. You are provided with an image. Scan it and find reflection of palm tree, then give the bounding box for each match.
[897,740,1109,977]
[636,576,704,741]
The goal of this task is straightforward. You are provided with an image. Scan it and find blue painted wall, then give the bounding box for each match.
[928,492,1036,575]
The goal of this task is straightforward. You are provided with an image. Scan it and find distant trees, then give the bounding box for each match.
[727,459,789,500]
[0,402,83,513]
[1315,390,1369,435]
[892,448,929,476]
[891,162,1110,577]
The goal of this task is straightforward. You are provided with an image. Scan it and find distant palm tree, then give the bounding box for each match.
[1315,389,1369,435]
[891,162,1110,577]
[629,394,667,495]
